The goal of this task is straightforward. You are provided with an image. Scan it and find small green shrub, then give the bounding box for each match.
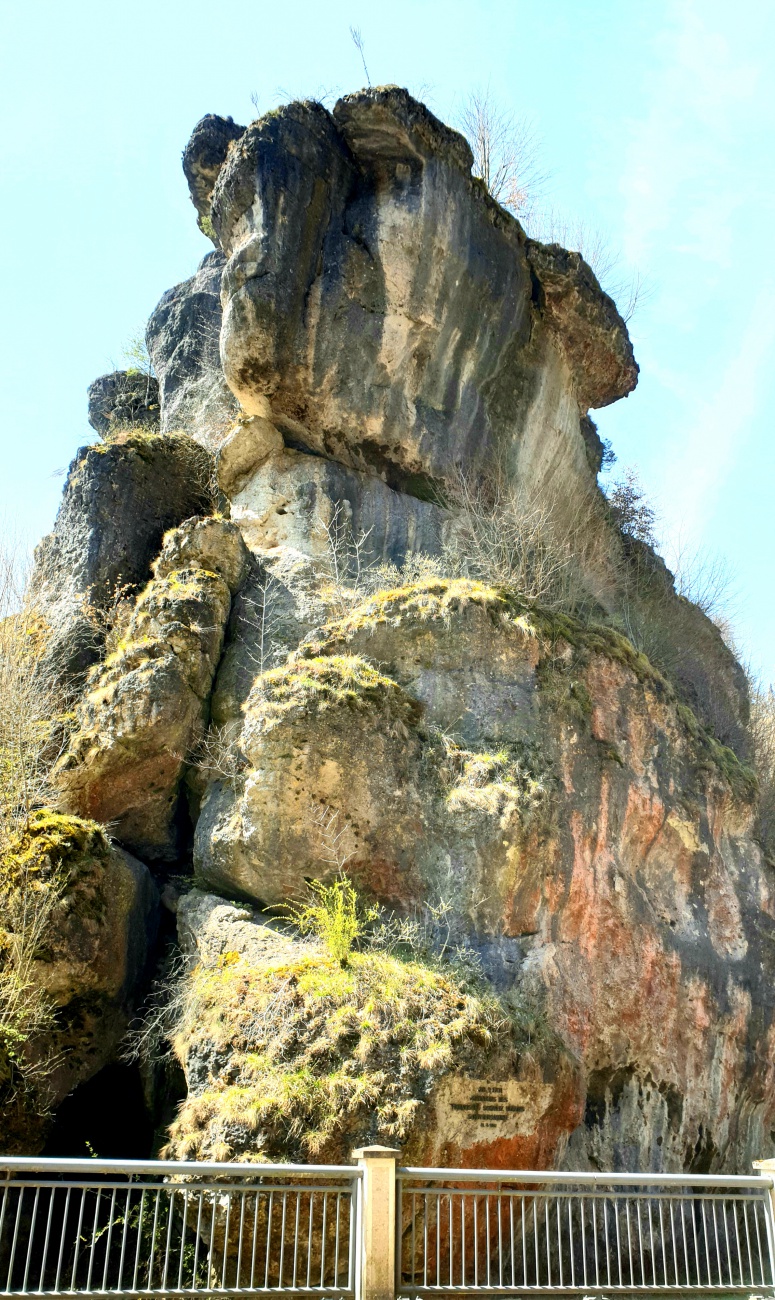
[276,874,378,967]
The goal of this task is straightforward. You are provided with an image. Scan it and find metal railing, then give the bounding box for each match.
[396,1168,775,1295]
[0,1158,362,1298]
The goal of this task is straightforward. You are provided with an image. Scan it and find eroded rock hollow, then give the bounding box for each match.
[9,87,773,1174]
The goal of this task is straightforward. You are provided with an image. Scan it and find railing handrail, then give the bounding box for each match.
[0,1156,362,1178]
[398,1166,774,1189]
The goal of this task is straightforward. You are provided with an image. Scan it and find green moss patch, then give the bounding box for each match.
[319,577,507,641]
[250,654,422,729]
[166,946,513,1163]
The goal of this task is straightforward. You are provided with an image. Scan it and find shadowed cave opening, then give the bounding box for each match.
[44,1063,155,1159]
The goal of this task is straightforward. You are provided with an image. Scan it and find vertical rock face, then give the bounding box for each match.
[207,88,636,509]
[31,433,215,687]
[55,517,250,860]
[22,87,773,1174]
[146,252,239,440]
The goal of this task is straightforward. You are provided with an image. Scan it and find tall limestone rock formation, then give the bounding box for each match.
[13,87,773,1172]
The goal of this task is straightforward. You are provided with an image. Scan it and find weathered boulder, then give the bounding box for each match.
[230,446,448,561]
[207,87,636,508]
[146,252,239,440]
[0,812,158,1152]
[182,114,245,238]
[193,580,774,1172]
[87,370,160,438]
[31,433,215,687]
[55,518,249,859]
[166,889,579,1168]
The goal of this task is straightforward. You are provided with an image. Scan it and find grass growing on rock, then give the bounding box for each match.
[0,810,112,1144]
[310,576,756,801]
[249,654,422,729]
[166,944,514,1163]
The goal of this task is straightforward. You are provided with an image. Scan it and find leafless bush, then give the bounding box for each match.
[0,539,68,1104]
[666,536,739,630]
[457,89,546,217]
[442,470,611,613]
[751,685,775,858]
[526,209,651,322]
[0,544,66,843]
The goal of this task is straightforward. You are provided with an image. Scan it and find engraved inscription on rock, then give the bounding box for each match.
[433,1078,553,1144]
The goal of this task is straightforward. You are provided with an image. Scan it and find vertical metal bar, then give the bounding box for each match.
[437,1192,442,1288]
[581,1195,588,1289]
[38,1184,56,1294]
[669,1198,678,1287]
[721,1198,733,1286]
[690,1194,701,1289]
[277,1190,287,1289]
[521,1197,526,1289]
[485,1194,491,1288]
[603,1195,610,1289]
[161,1187,176,1293]
[177,1188,190,1292]
[636,1197,645,1287]
[701,1198,712,1286]
[238,1190,248,1291]
[510,1194,516,1289]
[545,1196,551,1289]
[54,1186,71,1295]
[615,1195,623,1289]
[460,1193,465,1288]
[732,1198,743,1286]
[568,1196,576,1289]
[117,1185,132,1293]
[192,1190,204,1290]
[556,1196,563,1289]
[207,1187,218,1292]
[711,1199,722,1286]
[6,1186,25,1291]
[647,1195,656,1287]
[423,1194,429,1289]
[473,1196,478,1289]
[497,1192,504,1289]
[264,1190,274,1290]
[221,1189,233,1291]
[742,1198,755,1284]
[658,1197,667,1287]
[101,1187,117,1293]
[71,1187,87,1293]
[22,1186,40,1293]
[331,1191,338,1291]
[753,1196,766,1286]
[131,1188,146,1292]
[85,1188,102,1292]
[678,1196,689,1287]
[291,1190,300,1291]
[306,1191,314,1290]
[146,1187,162,1292]
[411,1194,416,1289]
[449,1193,453,1290]
[592,1193,599,1288]
[625,1197,634,1289]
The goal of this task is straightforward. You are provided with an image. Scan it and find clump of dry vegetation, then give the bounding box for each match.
[0,543,93,1137]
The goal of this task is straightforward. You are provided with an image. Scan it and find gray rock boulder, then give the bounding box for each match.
[55,518,247,859]
[146,252,239,441]
[207,86,636,506]
[87,370,160,438]
[182,114,246,239]
[31,433,215,687]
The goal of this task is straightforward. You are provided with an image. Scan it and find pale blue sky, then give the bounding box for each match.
[1,0,773,683]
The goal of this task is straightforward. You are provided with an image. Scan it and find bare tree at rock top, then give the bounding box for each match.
[458,88,546,217]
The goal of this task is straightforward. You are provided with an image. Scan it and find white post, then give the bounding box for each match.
[353,1145,400,1300]
[753,1158,775,1286]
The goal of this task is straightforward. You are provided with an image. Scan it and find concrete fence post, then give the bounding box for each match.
[353,1145,400,1300]
[753,1158,775,1278]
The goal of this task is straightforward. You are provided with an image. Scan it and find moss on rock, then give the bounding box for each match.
[167,943,513,1163]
